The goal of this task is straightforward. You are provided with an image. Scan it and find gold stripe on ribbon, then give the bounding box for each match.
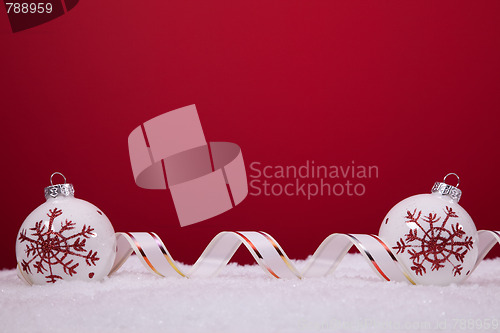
[369,234,416,285]
[234,231,281,279]
[125,232,165,277]
[148,232,186,278]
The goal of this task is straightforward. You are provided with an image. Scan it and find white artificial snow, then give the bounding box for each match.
[1,254,500,333]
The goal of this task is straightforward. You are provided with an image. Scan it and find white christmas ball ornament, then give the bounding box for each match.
[16,173,116,284]
[379,173,478,285]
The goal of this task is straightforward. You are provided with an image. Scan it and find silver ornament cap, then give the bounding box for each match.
[431,172,462,202]
[44,172,75,200]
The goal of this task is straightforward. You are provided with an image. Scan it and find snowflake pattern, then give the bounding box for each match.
[18,208,99,283]
[392,206,473,277]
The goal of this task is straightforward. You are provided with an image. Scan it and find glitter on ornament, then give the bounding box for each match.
[18,207,100,283]
[392,206,474,277]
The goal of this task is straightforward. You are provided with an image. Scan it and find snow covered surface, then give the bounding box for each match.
[1,254,500,333]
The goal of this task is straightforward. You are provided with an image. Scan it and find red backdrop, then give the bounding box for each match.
[1,0,499,269]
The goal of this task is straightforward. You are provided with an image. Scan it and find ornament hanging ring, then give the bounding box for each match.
[443,173,460,188]
[50,172,67,185]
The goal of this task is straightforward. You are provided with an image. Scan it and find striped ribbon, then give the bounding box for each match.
[108,230,500,284]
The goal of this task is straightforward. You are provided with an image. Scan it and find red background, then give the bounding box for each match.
[1,1,499,269]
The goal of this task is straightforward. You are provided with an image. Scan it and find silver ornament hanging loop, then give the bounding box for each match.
[50,172,67,185]
[443,172,460,188]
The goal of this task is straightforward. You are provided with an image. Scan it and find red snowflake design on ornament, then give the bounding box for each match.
[392,206,473,277]
[18,208,100,283]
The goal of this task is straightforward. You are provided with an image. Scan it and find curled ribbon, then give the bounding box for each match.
[128,105,248,226]
[108,230,500,284]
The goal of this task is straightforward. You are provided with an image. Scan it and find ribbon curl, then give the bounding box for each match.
[109,230,500,284]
